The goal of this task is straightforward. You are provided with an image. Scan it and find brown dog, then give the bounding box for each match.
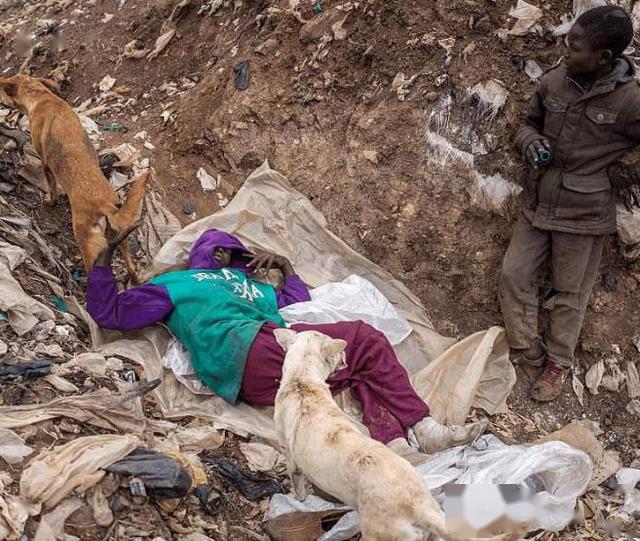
[0,74,147,280]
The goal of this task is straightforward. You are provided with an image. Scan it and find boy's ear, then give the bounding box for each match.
[274,328,298,352]
[35,78,60,95]
[599,49,614,65]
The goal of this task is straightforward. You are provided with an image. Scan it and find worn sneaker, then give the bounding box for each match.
[412,417,489,455]
[510,339,546,367]
[530,359,569,402]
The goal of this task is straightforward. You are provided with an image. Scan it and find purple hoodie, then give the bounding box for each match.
[87,229,311,331]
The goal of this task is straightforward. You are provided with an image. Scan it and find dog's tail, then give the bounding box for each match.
[107,169,149,232]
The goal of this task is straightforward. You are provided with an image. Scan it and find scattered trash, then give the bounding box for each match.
[312,0,323,14]
[197,167,219,192]
[553,0,606,36]
[123,39,150,59]
[601,363,626,392]
[0,242,55,336]
[147,0,192,60]
[183,202,196,215]
[0,359,52,382]
[20,435,139,507]
[33,497,83,541]
[0,429,33,464]
[535,421,620,487]
[239,443,286,473]
[202,456,283,501]
[572,372,585,406]
[98,75,116,93]
[100,122,127,132]
[585,359,605,395]
[106,448,192,499]
[469,173,522,216]
[391,72,417,101]
[89,485,113,527]
[611,468,640,519]
[524,59,543,80]
[627,361,640,398]
[626,399,640,416]
[232,60,250,90]
[507,0,543,36]
[467,79,509,122]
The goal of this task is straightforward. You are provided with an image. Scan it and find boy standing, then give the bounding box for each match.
[501,6,640,401]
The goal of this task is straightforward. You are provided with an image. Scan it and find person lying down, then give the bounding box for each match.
[87,227,487,463]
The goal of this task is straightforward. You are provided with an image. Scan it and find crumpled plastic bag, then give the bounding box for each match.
[32,497,83,541]
[508,0,543,36]
[20,435,139,508]
[553,0,606,36]
[280,274,412,346]
[0,388,146,434]
[412,327,515,424]
[269,435,593,539]
[0,475,40,541]
[105,448,192,499]
[0,429,33,464]
[0,241,55,336]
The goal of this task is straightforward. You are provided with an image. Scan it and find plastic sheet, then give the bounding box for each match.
[280,274,412,346]
[269,435,593,539]
[82,163,514,440]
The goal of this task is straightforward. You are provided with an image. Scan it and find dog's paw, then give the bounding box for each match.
[292,472,308,501]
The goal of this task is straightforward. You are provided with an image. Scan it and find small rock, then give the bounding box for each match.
[362,150,378,164]
[626,399,640,416]
[603,273,617,291]
[255,38,278,55]
[425,91,439,101]
[299,9,347,43]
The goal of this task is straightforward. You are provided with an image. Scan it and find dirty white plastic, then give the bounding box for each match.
[279,274,413,346]
[268,435,593,539]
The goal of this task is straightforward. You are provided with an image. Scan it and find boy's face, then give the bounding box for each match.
[213,247,232,267]
[564,23,612,76]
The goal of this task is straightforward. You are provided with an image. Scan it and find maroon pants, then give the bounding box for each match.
[239,321,429,444]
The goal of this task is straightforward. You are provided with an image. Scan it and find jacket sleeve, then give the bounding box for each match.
[513,80,547,155]
[276,275,311,308]
[87,266,175,331]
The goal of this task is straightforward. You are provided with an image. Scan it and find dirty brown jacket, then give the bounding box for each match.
[514,58,640,235]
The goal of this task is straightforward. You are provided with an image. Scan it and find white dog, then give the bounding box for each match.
[273,329,525,541]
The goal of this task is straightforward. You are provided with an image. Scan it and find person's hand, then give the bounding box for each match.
[95,221,142,268]
[247,251,294,277]
[524,138,551,168]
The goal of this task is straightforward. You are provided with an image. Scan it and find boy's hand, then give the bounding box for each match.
[524,138,551,168]
[247,251,294,277]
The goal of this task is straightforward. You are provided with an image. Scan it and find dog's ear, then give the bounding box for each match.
[0,80,17,98]
[321,338,347,360]
[35,78,60,95]
[274,328,298,352]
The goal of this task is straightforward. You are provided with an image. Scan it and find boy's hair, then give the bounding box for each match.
[575,6,634,58]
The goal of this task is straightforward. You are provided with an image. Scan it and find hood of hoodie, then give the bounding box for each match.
[597,56,636,86]
[188,229,253,272]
